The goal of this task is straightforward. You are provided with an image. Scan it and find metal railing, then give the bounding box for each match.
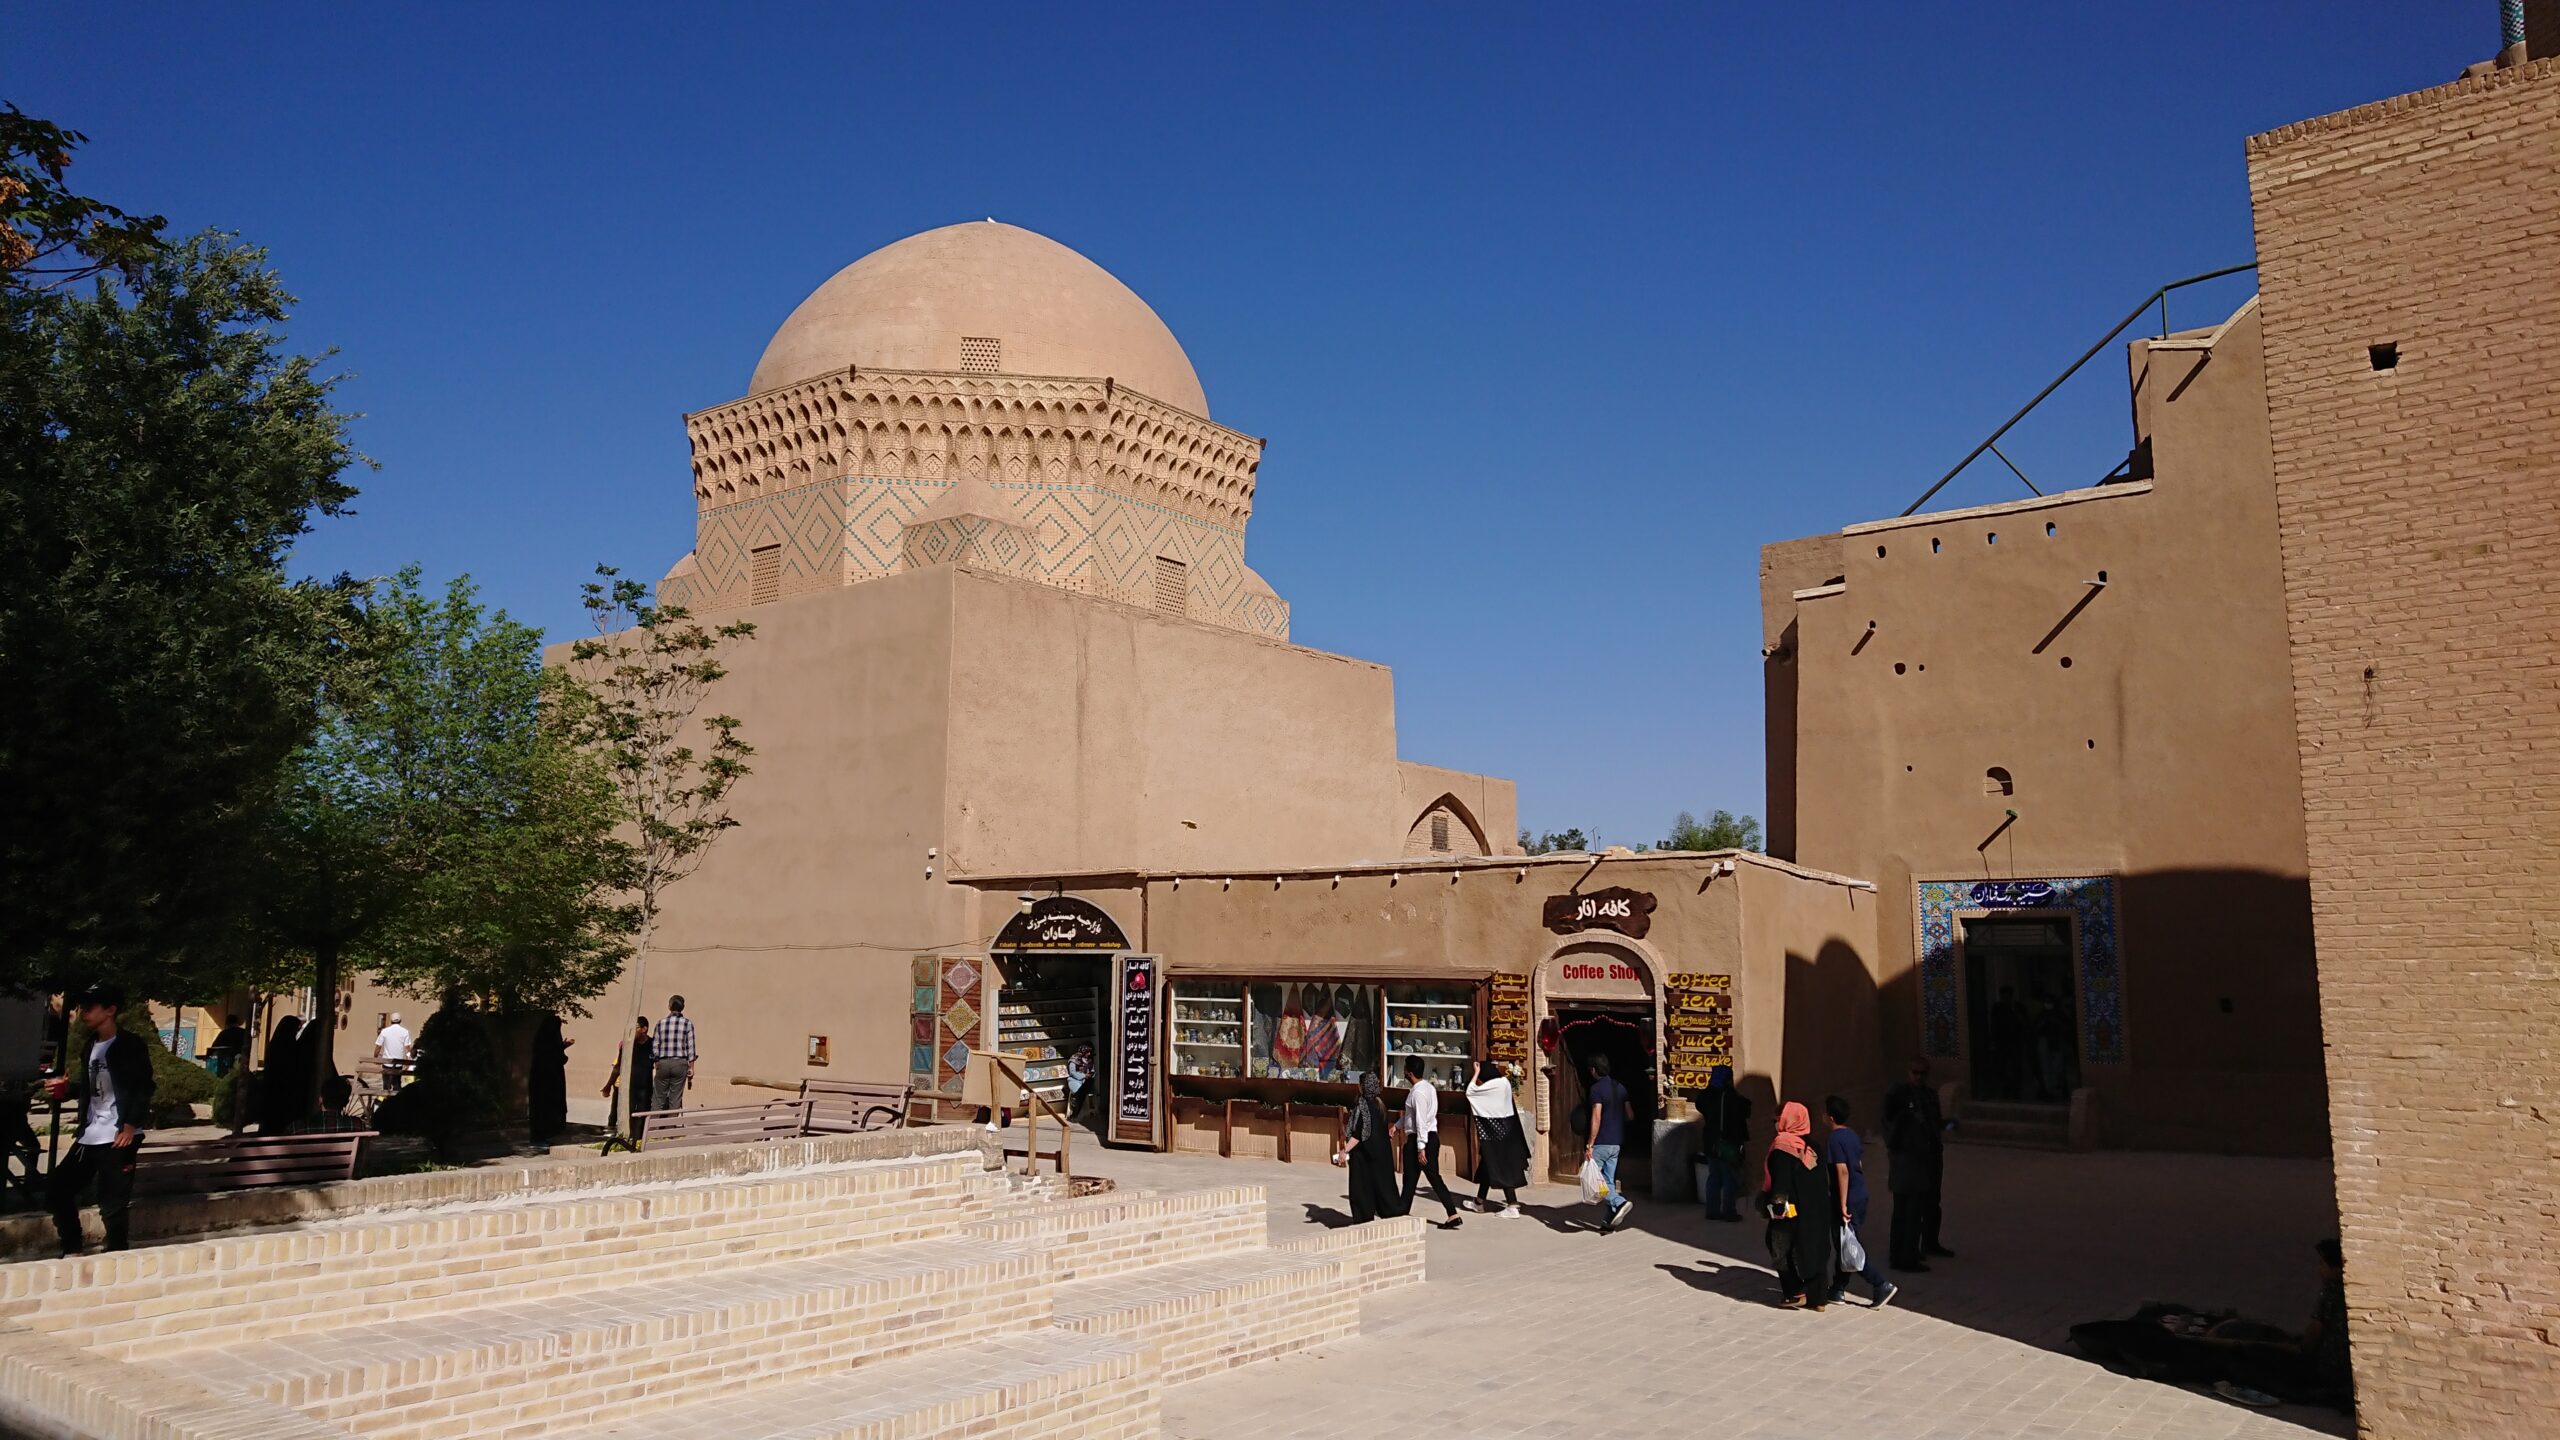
[1899,263,2258,517]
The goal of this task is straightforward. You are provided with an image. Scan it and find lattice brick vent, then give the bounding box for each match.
[1153,556,1188,616]
[959,336,1001,373]
[749,544,782,606]
[1431,813,1452,852]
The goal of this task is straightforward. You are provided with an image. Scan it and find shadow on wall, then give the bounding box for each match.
[1782,938,1886,1133]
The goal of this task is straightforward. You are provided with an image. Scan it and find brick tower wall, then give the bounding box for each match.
[2246,57,2560,1435]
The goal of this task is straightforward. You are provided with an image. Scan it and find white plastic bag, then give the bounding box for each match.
[1839,1224,1868,1273]
[1577,1156,1610,1205]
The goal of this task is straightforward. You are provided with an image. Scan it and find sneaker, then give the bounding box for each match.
[1501,1205,1523,1217]
[1612,1199,1635,1230]
[1873,1282,1899,1310]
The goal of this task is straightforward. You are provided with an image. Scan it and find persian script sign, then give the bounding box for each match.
[1966,880,2059,910]
[1541,887,1657,940]
[1112,954,1158,1146]
[997,896,1131,951]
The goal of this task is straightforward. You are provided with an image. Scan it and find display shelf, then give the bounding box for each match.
[1388,1001,1470,1010]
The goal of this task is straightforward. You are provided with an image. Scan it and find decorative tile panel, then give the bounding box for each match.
[1914,875,2124,1065]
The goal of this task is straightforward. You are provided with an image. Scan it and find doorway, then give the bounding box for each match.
[1960,914,2080,1104]
[991,953,1110,1138]
[1548,1005,1657,1185]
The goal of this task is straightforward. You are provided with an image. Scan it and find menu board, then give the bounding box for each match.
[1663,972,1734,1092]
[1112,954,1160,1147]
[1487,974,1531,1068]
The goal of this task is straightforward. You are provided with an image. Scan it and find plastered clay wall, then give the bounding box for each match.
[2248,55,2560,1435]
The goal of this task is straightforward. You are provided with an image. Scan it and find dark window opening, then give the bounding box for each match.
[1430,813,1451,852]
[1985,767,2014,796]
[2368,342,2399,371]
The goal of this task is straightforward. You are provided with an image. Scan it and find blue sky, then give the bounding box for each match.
[17,3,2484,846]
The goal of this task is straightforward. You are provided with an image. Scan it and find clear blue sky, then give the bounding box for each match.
[17,3,2486,847]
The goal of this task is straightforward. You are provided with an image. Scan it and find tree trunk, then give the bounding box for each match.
[613,914,656,1143]
[306,940,340,1121]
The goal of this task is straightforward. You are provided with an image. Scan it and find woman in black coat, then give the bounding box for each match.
[1761,1100,1842,1308]
[1338,1070,1402,1223]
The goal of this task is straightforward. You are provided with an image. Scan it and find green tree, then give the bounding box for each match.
[1519,828,1597,855]
[252,568,638,1117]
[562,567,754,1145]
[1662,809,1764,853]
[0,231,359,997]
[0,104,165,288]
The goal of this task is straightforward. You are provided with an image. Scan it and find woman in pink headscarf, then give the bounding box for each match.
[1759,1100,1840,1308]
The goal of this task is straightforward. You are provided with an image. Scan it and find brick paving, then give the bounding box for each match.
[1069,1140,2351,1439]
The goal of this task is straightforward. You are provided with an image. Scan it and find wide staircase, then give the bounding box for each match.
[0,1135,1424,1439]
[1954,1098,2072,1150]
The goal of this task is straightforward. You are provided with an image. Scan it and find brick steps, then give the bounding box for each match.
[1055,1248,1356,1386]
[15,1152,1001,1357]
[548,1329,1158,1440]
[961,1184,1268,1280]
[154,1237,1051,1440]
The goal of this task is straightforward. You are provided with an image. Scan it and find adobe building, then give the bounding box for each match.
[1761,289,2329,1156]
[2245,18,2560,1434]
[348,220,1884,1176]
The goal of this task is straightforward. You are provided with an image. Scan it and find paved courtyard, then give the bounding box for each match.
[1067,1139,2350,1440]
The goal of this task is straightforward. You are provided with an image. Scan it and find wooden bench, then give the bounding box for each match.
[134,1131,375,1197]
[800,1079,911,1134]
[633,1099,812,1151]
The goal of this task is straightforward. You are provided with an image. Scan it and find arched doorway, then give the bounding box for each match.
[1536,937,1664,1183]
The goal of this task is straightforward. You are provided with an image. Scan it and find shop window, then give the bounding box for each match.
[1384,983,1477,1092]
[1171,980,1244,1078]
[1248,981,1381,1082]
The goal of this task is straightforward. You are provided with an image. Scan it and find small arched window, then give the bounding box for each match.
[1984,767,2014,797]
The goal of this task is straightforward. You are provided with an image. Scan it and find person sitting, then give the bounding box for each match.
[2215,1239,2355,1411]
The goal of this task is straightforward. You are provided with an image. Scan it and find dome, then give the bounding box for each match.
[749,221,1209,417]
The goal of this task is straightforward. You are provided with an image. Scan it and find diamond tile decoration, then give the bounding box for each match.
[910,1045,934,1074]
[913,986,937,1014]
[942,1040,971,1074]
[943,997,980,1041]
[909,1012,934,1044]
[945,959,979,994]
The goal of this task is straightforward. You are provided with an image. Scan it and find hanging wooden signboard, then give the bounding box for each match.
[1111,953,1163,1148]
[1663,971,1734,1093]
[1541,887,1657,940]
[997,897,1131,952]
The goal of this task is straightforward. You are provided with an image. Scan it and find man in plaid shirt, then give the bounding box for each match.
[650,996,698,1113]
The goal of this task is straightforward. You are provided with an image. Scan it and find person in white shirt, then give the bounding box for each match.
[374,1013,412,1091]
[1391,1054,1464,1228]
[1465,1058,1530,1216]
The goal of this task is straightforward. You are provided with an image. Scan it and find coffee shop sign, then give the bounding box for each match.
[1541,887,1657,940]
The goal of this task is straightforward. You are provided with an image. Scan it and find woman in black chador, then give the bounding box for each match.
[1338,1070,1402,1223]
[1760,1100,1841,1308]
[528,1013,571,1143]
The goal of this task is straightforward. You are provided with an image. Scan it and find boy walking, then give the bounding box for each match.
[1584,1055,1635,1234]
[1823,1095,1898,1308]
[46,985,154,1255]
[1394,1056,1463,1228]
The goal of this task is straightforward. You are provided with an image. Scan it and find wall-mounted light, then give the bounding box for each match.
[1016,893,1038,915]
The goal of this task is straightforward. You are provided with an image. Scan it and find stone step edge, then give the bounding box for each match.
[545,1329,1156,1440]
[966,1182,1269,1241]
[1273,1214,1429,1295]
[0,1123,1000,1264]
[164,1238,1053,1397]
[1053,1250,1342,1333]
[6,1149,996,1311]
[0,1319,359,1440]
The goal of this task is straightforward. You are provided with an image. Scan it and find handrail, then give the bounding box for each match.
[1898,263,2257,517]
[987,1049,1071,1179]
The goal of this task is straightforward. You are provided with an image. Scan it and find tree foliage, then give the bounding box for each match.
[1663,809,1764,853]
[0,105,165,289]
[0,231,359,996]
[562,567,753,1140]
[1519,827,1598,855]
[250,569,641,1117]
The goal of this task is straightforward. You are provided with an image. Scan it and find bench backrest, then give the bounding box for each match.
[800,1079,911,1134]
[135,1131,374,1197]
[636,1099,812,1151]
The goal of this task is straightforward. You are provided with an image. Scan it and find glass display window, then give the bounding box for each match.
[1170,980,1245,1078]
[1383,982,1479,1091]
[1247,981,1380,1083]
